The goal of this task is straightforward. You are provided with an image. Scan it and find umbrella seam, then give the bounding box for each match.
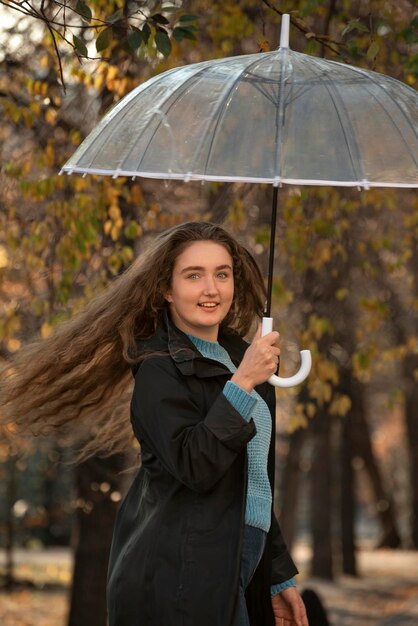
[306,57,365,182]
[200,55,270,175]
[70,67,185,170]
[333,65,418,169]
[126,66,218,174]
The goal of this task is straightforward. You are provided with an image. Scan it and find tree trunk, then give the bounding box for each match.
[278,427,307,551]
[351,400,401,549]
[68,453,126,626]
[310,407,334,579]
[339,372,357,576]
[4,454,17,588]
[403,354,418,547]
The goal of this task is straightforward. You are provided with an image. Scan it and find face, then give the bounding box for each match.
[165,241,234,341]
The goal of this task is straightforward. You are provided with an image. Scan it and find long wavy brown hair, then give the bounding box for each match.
[1,221,266,458]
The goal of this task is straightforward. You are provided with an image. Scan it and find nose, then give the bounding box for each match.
[202,276,219,295]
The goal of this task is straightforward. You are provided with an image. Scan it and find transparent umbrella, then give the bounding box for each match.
[61,14,418,387]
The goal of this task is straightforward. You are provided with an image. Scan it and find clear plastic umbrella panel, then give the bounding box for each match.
[61,14,418,387]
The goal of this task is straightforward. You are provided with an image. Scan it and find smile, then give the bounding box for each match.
[198,303,219,308]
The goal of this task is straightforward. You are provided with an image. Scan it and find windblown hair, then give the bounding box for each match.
[1,221,266,458]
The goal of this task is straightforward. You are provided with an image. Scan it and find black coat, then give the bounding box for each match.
[107,315,298,626]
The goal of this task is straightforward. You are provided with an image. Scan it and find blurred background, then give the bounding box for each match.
[0,1,417,625]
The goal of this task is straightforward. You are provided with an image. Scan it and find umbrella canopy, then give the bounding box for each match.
[61,19,418,189]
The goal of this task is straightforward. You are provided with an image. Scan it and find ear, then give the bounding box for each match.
[164,290,173,303]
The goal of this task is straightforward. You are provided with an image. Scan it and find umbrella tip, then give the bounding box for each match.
[280,14,290,49]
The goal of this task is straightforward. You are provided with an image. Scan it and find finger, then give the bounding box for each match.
[288,596,303,626]
[299,597,309,626]
[258,330,280,348]
[260,330,280,345]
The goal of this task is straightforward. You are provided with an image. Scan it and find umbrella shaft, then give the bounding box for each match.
[266,186,278,317]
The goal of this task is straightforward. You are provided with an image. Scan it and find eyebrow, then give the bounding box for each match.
[180,264,233,274]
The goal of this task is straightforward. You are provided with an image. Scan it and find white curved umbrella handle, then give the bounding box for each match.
[262,317,312,388]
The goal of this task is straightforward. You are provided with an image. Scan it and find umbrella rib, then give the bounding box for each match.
[307,59,365,182]
[73,67,186,171]
[200,55,270,174]
[121,65,213,174]
[274,48,288,179]
[337,65,418,169]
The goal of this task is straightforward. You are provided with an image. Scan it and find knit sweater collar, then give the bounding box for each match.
[185,333,226,360]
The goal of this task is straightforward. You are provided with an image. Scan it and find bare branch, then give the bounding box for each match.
[321,0,338,58]
[261,0,347,60]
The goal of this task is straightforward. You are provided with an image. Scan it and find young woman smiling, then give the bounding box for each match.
[2,222,308,626]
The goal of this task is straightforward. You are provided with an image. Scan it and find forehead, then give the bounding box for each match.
[173,241,233,268]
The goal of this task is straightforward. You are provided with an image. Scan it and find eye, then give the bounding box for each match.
[217,272,229,279]
[187,273,200,280]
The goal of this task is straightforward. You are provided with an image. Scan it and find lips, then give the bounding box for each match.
[198,302,219,308]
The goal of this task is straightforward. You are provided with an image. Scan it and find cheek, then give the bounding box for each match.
[172,284,198,305]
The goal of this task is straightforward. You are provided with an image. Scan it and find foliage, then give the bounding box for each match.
[0,1,198,88]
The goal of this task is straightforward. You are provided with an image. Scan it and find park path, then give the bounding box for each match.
[0,545,418,625]
[295,545,418,626]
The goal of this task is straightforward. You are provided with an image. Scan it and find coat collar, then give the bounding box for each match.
[136,309,248,379]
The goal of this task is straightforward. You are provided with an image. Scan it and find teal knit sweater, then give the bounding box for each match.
[186,334,296,596]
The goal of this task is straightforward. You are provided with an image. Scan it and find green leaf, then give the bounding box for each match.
[401,16,418,44]
[367,41,380,60]
[106,8,123,24]
[173,26,196,41]
[178,14,198,23]
[342,19,369,36]
[155,30,172,57]
[96,27,113,52]
[75,0,92,22]
[151,13,170,25]
[172,27,185,42]
[142,22,151,43]
[128,28,143,51]
[73,35,88,57]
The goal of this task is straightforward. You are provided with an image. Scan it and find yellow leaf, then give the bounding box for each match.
[329,394,352,416]
[107,66,118,81]
[336,288,349,301]
[0,246,8,268]
[306,402,316,418]
[258,38,270,52]
[108,205,121,220]
[7,338,21,352]
[110,225,120,241]
[130,184,143,205]
[45,143,55,167]
[94,74,105,90]
[41,323,53,338]
[45,108,57,125]
[407,336,418,351]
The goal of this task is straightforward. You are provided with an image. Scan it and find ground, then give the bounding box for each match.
[0,545,418,625]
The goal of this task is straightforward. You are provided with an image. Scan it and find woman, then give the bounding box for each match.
[2,222,308,626]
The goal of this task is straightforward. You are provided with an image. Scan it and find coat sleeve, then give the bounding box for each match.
[131,357,256,493]
[270,511,299,584]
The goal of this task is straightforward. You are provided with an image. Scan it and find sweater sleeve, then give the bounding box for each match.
[271,577,297,596]
[223,381,257,422]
